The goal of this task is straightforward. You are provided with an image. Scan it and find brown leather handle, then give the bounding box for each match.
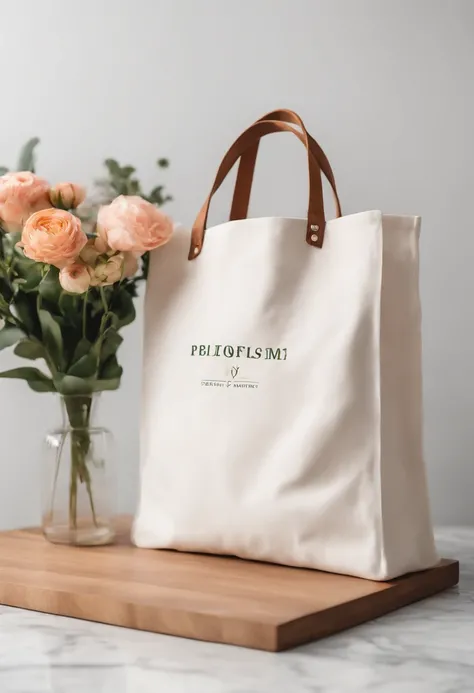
[190,119,328,260]
[230,109,341,221]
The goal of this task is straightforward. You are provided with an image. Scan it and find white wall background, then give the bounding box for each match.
[0,0,472,528]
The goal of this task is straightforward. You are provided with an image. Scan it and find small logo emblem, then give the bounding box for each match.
[201,365,259,390]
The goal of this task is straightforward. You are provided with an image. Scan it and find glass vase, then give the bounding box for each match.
[42,394,115,545]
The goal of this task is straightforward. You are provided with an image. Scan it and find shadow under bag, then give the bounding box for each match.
[134,109,438,580]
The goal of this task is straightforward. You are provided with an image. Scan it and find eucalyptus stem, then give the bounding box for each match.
[35,291,58,377]
[65,397,99,534]
[99,286,108,313]
[82,290,88,339]
[49,432,65,522]
[69,452,78,531]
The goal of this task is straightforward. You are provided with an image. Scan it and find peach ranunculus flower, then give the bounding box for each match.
[80,237,139,282]
[59,262,91,294]
[49,182,86,210]
[88,253,124,287]
[0,171,50,233]
[96,195,173,254]
[19,208,88,268]
[80,237,102,266]
[87,250,138,287]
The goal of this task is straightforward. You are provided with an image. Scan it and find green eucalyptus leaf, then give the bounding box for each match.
[67,352,98,378]
[39,308,64,369]
[104,159,120,176]
[100,354,123,379]
[141,252,150,281]
[127,179,140,195]
[148,184,172,206]
[114,180,129,195]
[17,137,40,173]
[12,292,38,334]
[59,292,78,316]
[100,327,123,362]
[0,293,10,314]
[54,374,93,395]
[0,166,9,175]
[38,267,61,303]
[11,252,38,284]
[0,326,25,351]
[19,265,43,292]
[157,158,169,168]
[149,185,163,201]
[92,377,121,392]
[111,289,136,328]
[28,379,56,393]
[54,372,121,395]
[2,232,21,258]
[14,339,45,360]
[0,366,54,392]
[72,338,92,362]
[120,165,135,178]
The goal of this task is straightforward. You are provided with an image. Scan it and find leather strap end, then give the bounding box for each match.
[188,246,201,260]
[306,221,325,248]
[188,233,202,260]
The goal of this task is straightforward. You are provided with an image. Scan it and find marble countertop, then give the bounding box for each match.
[0,528,472,693]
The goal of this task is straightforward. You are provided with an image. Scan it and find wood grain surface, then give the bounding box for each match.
[0,517,459,651]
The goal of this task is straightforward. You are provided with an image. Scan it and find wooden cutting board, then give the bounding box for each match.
[0,517,459,651]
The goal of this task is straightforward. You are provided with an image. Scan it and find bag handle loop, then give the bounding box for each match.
[189,118,336,260]
[230,109,341,222]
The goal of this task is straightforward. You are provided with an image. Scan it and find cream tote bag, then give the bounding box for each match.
[134,109,438,580]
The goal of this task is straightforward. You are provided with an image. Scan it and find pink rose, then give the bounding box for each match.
[59,262,91,294]
[49,182,86,210]
[19,208,87,268]
[96,195,172,254]
[0,171,50,233]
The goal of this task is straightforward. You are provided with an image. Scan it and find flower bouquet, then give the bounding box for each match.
[0,152,173,544]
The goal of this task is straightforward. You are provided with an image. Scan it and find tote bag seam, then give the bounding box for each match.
[375,218,388,578]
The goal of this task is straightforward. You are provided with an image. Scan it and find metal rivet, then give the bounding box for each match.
[193,246,199,255]
[311,224,319,232]
[311,233,319,243]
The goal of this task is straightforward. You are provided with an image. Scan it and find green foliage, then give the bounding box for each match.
[100,328,123,362]
[0,326,25,351]
[110,288,136,328]
[0,366,55,392]
[14,339,46,360]
[72,337,92,362]
[0,290,11,314]
[13,292,40,335]
[100,354,123,380]
[38,267,61,303]
[17,137,40,172]
[54,373,121,395]
[39,308,64,371]
[100,157,173,206]
[0,272,138,394]
[58,292,78,316]
[67,352,98,378]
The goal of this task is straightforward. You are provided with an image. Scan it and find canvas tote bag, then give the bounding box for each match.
[134,109,438,580]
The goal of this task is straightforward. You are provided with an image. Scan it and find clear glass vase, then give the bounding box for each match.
[42,394,115,545]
